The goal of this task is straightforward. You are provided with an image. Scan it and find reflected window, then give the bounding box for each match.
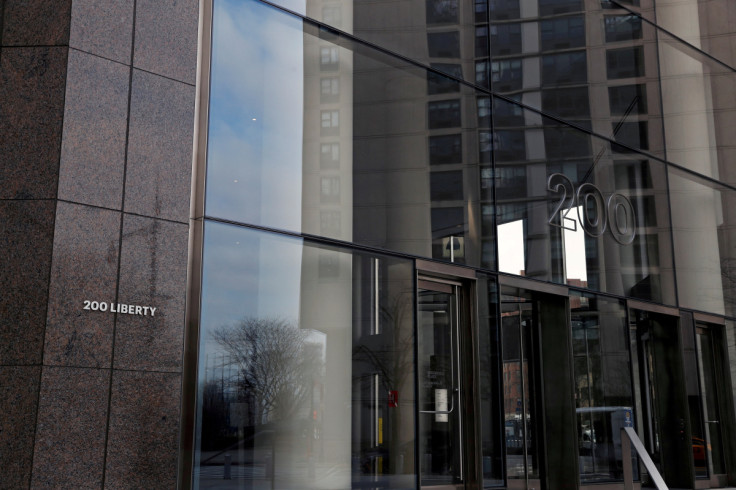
[426,0,459,24]
[540,15,585,51]
[475,0,489,22]
[612,121,648,152]
[539,0,583,16]
[476,60,490,88]
[481,167,493,201]
[613,159,652,190]
[494,130,526,161]
[541,87,590,119]
[428,31,461,58]
[431,171,464,201]
[478,97,491,127]
[320,46,339,70]
[492,59,522,91]
[320,77,340,102]
[606,46,644,79]
[320,176,340,203]
[321,110,339,135]
[320,210,341,236]
[602,0,640,8]
[320,142,340,169]
[544,125,592,158]
[429,134,463,165]
[322,5,342,25]
[428,99,462,129]
[476,26,490,57]
[542,51,587,85]
[604,15,642,42]
[431,207,465,261]
[490,0,520,19]
[428,64,462,94]
[496,165,527,199]
[494,96,524,126]
[480,131,493,163]
[491,23,521,55]
[608,84,647,116]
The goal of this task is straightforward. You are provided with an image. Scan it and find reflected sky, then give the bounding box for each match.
[200,222,303,347]
[206,0,304,230]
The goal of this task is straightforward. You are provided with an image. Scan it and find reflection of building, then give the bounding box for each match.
[3,1,736,489]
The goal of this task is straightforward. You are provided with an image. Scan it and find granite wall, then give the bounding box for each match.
[0,1,199,487]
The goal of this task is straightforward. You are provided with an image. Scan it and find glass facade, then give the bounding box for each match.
[189,0,736,487]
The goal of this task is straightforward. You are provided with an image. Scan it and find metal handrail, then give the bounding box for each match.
[621,426,668,490]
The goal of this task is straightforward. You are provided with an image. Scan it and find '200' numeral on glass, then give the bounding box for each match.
[547,173,636,245]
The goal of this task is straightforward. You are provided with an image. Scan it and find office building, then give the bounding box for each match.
[2,0,736,488]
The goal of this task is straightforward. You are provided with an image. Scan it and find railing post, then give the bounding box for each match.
[621,428,633,490]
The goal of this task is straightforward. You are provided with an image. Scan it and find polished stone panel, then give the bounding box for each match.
[113,215,188,371]
[0,200,55,365]
[104,370,181,489]
[124,70,195,223]
[43,202,120,368]
[2,0,71,46]
[0,47,67,199]
[69,0,134,64]
[133,0,198,84]
[58,49,130,210]
[0,366,40,489]
[30,366,109,489]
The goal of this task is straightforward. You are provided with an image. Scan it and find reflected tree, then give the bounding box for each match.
[212,317,323,424]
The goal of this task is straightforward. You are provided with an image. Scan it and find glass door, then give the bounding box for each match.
[695,324,727,479]
[417,273,478,489]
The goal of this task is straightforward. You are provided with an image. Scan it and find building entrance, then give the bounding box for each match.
[629,304,694,488]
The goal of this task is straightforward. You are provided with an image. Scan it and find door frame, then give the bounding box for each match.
[416,260,480,490]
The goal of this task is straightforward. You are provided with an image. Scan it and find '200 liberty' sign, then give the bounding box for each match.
[547,173,636,245]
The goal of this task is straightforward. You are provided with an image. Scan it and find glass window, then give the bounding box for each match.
[320,110,340,135]
[320,46,339,70]
[426,0,458,24]
[429,134,463,165]
[608,84,647,116]
[476,60,490,89]
[476,26,490,57]
[322,5,341,25]
[428,31,461,58]
[491,59,523,91]
[539,0,583,16]
[320,176,341,203]
[428,64,462,94]
[606,46,644,79]
[320,77,339,102]
[493,95,524,126]
[478,96,492,127]
[431,207,466,261]
[320,142,340,169]
[496,165,527,199]
[542,51,587,85]
[430,170,464,201]
[194,223,416,489]
[604,15,642,42]
[490,23,521,56]
[570,291,636,483]
[541,87,591,119]
[601,0,640,9]
[612,121,648,153]
[540,16,585,51]
[490,0,520,20]
[475,0,489,22]
[428,99,461,129]
[494,130,526,161]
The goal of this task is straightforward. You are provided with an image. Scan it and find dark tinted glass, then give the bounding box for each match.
[428,64,462,94]
[604,14,642,42]
[608,84,647,116]
[539,0,583,16]
[491,59,522,91]
[606,46,644,79]
[491,23,521,56]
[430,171,464,200]
[426,0,458,24]
[428,99,462,128]
[540,15,585,51]
[428,31,461,58]
[542,87,590,119]
[429,134,463,164]
[542,51,587,85]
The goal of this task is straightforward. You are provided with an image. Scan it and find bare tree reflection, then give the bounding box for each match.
[211,317,323,424]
